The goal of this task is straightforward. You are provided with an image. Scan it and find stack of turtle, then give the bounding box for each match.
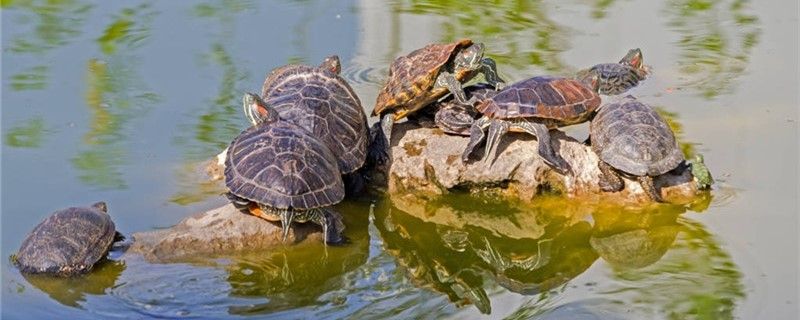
[224,56,368,245]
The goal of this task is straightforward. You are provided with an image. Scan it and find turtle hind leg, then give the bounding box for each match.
[638,175,664,202]
[514,121,572,175]
[598,161,624,192]
[479,57,505,90]
[462,116,491,162]
[483,119,510,166]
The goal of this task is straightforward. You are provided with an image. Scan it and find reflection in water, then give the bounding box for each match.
[397,0,569,74]
[9,65,49,91]
[4,116,50,148]
[72,5,159,189]
[20,259,125,308]
[664,0,760,99]
[373,192,739,316]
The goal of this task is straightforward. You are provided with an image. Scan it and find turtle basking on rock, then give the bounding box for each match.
[371,39,505,163]
[589,96,684,202]
[247,55,368,175]
[226,93,346,244]
[462,75,602,173]
[577,48,649,95]
[13,202,123,277]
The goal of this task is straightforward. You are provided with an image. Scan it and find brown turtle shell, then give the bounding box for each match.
[477,76,601,128]
[373,39,477,119]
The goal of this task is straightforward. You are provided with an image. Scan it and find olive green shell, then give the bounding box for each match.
[373,39,477,119]
[224,121,344,210]
[590,96,684,176]
[477,76,601,127]
[261,62,368,174]
[15,202,116,276]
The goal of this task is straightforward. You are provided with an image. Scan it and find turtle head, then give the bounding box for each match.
[578,71,601,92]
[319,55,341,74]
[620,48,643,69]
[454,42,485,71]
[243,92,279,126]
[91,201,108,213]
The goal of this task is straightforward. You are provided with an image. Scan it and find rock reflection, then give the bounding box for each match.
[374,192,726,315]
[20,259,125,308]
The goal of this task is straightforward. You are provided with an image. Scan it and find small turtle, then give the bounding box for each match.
[433,83,499,136]
[462,75,601,173]
[577,48,648,95]
[227,94,346,244]
[13,202,121,276]
[690,154,714,189]
[371,39,505,163]
[246,56,368,175]
[589,96,684,202]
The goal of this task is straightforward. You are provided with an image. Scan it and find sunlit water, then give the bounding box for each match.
[2,0,797,319]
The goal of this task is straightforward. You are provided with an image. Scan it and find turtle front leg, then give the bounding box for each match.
[598,161,624,192]
[314,208,346,245]
[462,116,492,162]
[479,57,505,90]
[484,119,510,166]
[638,175,664,202]
[280,209,297,243]
[513,121,572,174]
[437,71,477,105]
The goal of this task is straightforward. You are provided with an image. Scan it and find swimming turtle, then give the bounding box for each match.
[433,83,499,136]
[690,154,714,189]
[247,55,368,175]
[462,75,601,173]
[589,96,684,202]
[371,39,505,163]
[227,93,346,244]
[13,202,122,276]
[577,48,648,95]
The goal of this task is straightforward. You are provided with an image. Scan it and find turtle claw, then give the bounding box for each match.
[280,210,296,243]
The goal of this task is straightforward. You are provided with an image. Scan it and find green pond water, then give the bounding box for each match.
[1,0,797,319]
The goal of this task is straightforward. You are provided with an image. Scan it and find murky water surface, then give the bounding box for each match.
[2,0,797,319]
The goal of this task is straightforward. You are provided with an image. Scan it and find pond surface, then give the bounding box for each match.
[1,0,797,319]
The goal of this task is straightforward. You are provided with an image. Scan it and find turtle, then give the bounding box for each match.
[433,83,500,136]
[13,202,122,277]
[246,55,368,175]
[577,48,648,95]
[226,93,346,244]
[690,154,714,189]
[462,75,602,173]
[589,95,685,202]
[371,39,505,163]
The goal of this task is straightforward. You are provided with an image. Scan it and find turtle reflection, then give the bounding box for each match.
[375,193,707,315]
[21,259,126,308]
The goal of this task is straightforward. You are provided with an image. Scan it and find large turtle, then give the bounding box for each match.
[462,75,601,173]
[577,48,648,95]
[13,202,122,276]
[227,94,346,244]
[246,55,368,175]
[589,95,684,202]
[371,39,505,163]
[433,83,499,136]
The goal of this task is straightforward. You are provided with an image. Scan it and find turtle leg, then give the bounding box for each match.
[280,209,296,243]
[314,208,345,245]
[512,120,572,174]
[638,175,664,202]
[479,57,505,90]
[483,119,510,166]
[462,116,492,162]
[598,161,624,192]
[436,71,477,105]
[368,115,394,166]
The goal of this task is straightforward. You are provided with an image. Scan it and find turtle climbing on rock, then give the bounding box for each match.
[247,55,368,175]
[227,93,346,244]
[13,202,123,276]
[462,75,602,174]
[589,95,685,202]
[371,39,505,163]
[577,48,649,95]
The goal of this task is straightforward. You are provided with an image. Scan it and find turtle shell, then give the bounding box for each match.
[15,202,116,276]
[477,76,601,127]
[590,96,684,176]
[373,39,476,119]
[434,83,498,135]
[225,121,344,210]
[261,64,368,174]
